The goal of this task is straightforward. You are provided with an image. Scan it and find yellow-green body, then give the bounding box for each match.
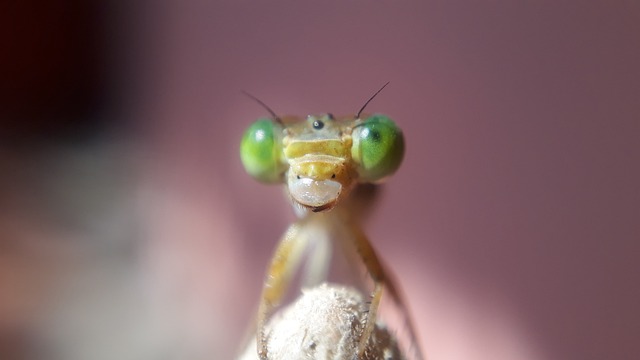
[240,109,422,360]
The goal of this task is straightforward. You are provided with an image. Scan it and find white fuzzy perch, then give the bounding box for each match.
[239,283,404,360]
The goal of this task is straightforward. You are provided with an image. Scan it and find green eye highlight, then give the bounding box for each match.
[351,114,404,182]
[240,118,285,183]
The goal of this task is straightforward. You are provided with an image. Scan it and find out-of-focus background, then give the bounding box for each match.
[1,1,639,359]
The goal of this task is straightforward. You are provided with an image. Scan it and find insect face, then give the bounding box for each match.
[240,113,405,213]
[283,114,356,213]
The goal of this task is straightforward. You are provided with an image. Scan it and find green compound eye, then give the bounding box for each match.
[240,118,286,183]
[351,114,404,182]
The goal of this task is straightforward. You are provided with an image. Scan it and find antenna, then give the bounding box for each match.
[355,81,390,119]
[241,90,283,124]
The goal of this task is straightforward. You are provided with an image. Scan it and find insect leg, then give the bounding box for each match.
[342,221,424,360]
[257,221,308,359]
[340,221,386,358]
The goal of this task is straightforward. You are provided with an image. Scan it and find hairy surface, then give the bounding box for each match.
[240,284,403,360]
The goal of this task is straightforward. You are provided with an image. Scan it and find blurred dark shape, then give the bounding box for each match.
[0,2,133,359]
[0,0,111,145]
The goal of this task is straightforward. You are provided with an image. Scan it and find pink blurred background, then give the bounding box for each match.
[1,1,639,359]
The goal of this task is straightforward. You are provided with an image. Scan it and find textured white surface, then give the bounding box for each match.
[239,284,403,360]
